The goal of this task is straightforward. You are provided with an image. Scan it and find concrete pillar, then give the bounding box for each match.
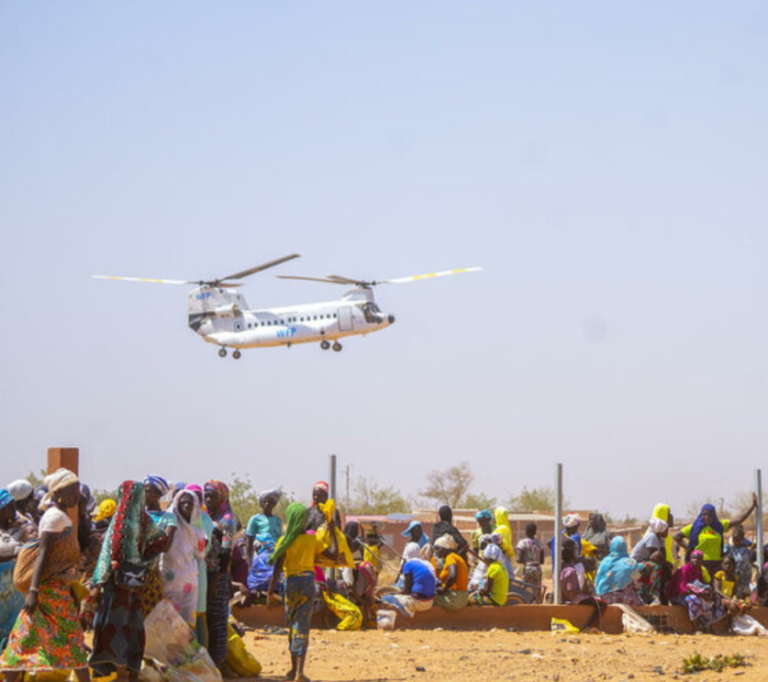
[47,447,79,529]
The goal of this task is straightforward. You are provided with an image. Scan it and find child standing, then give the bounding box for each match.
[515,522,545,603]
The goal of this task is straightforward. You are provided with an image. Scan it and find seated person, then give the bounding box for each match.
[401,520,430,549]
[247,533,277,595]
[469,544,509,606]
[631,518,668,562]
[594,536,642,605]
[561,538,607,631]
[431,535,469,611]
[636,549,665,605]
[724,525,754,599]
[432,506,469,560]
[381,546,436,618]
[667,550,726,633]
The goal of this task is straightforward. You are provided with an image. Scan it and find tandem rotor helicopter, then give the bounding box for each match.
[92,255,482,358]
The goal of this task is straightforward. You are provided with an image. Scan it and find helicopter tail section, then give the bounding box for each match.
[188,286,249,335]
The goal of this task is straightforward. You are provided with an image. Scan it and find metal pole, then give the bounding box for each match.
[345,465,350,516]
[329,454,337,501]
[756,469,764,578]
[553,463,563,604]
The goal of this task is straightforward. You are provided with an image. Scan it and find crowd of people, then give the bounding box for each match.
[0,470,767,682]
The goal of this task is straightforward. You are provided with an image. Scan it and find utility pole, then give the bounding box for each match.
[757,470,764,578]
[345,465,351,517]
[329,454,337,502]
[553,463,563,605]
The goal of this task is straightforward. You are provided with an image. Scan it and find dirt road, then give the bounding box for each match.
[243,628,768,682]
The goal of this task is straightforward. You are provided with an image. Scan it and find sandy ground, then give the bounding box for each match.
[242,628,768,682]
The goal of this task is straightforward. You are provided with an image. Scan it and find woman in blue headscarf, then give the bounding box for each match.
[594,536,642,605]
[674,495,757,575]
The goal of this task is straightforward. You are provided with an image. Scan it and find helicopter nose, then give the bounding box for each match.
[388,314,395,324]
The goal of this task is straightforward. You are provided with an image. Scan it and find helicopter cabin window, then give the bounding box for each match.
[361,302,382,324]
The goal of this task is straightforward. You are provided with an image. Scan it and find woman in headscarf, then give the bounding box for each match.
[582,513,613,560]
[594,537,642,605]
[431,505,469,559]
[0,491,25,649]
[267,503,338,682]
[0,469,90,682]
[631,518,668,563]
[675,496,757,575]
[667,550,726,632]
[160,490,207,627]
[140,475,176,618]
[93,499,117,532]
[492,507,515,571]
[6,482,35,526]
[469,543,509,606]
[560,538,607,630]
[245,488,283,567]
[515,522,545,603]
[470,510,494,553]
[203,480,236,670]
[184,484,213,648]
[431,535,469,611]
[89,481,168,681]
[341,521,377,626]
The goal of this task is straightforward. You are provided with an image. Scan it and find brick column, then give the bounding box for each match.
[47,447,79,530]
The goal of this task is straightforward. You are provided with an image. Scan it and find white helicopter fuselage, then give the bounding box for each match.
[188,286,394,350]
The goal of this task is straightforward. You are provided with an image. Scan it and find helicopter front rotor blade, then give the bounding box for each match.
[381,267,483,284]
[217,253,301,282]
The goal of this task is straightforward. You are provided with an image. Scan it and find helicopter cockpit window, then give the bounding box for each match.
[360,302,382,323]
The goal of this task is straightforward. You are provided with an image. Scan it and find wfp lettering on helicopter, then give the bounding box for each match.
[195,292,212,301]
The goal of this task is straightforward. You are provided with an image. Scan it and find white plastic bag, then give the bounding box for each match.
[144,599,222,682]
[377,609,397,631]
[731,614,768,637]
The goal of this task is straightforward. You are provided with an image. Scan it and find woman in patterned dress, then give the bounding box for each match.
[1,469,90,682]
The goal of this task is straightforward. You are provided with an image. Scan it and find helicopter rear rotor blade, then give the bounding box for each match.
[382,267,483,284]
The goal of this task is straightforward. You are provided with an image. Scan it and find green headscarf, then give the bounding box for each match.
[268,502,308,565]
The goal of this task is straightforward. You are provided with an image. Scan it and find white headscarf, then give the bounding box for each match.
[434,535,458,551]
[7,480,33,501]
[648,517,668,534]
[564,513,581,529]
[483,543,503,563]
[403,541,422,562]
[258,488,282,507]
[39,468,79,511]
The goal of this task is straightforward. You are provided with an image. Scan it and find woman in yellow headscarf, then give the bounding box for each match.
[652,504,677,567]
[493,507,515,563]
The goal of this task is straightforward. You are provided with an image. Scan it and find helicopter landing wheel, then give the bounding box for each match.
[218,348,227,358]
[233,350,242,359]
[320,340,331,350]
[332,342,342,352]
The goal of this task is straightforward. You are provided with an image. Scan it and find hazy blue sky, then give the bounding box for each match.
[2,3,767,520]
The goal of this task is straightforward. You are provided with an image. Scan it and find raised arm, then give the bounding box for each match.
[731,493,758,528]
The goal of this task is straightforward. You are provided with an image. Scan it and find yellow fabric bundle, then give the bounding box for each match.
[225,623,262,677]
[315,498,355,568]
[322,591,363,631]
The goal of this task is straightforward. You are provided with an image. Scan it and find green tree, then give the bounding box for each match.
[420,462,474,508]
[461,492,497,511]
[347,477,408,515]
[26,469,46,489]
[508,486,569,513]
